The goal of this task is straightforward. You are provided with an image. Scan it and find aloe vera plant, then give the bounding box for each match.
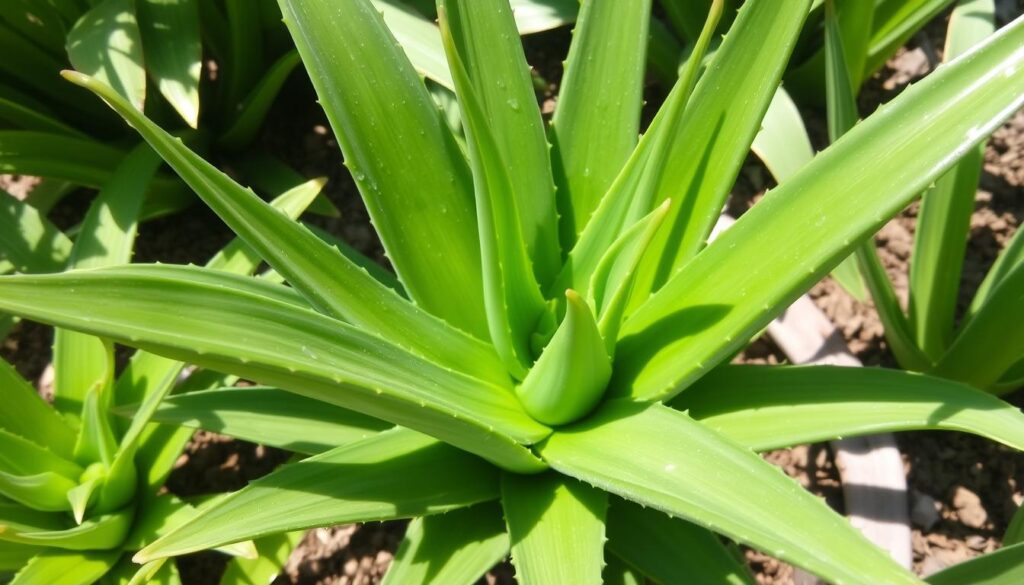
[1,0,1023,583]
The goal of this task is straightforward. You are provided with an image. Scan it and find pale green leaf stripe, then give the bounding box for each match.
[64,72,509,387]
[502,473,607,585]
[0,193,71,274]
[136,387,391,455]
[607,499,754,585]
[677,365,1024,451]
[538,402,919,585]
[616,15,1024,401]
[277,0,488,337]
[138,0,202,127]
[0,265,550,472]
[381,502,508,585]
[373,0,454,90]
[9,550,119,585]
[0,359,77,459]
[54,145,161,413]
[551,0,650,247]
[934,262,1024,389]
[0,509,132,550]
[440,0,561,286]
[218,50,301,150]
[925,541,1024,585]
[67,0,146,111]
[136,428,499,561]
[628,0,811,301]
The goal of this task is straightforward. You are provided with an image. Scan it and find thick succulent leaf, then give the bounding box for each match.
[220,531,302,585]
[549,0,650,247]
[66,72,508,387]
[0,509,131,550]
[221,0,263,111]
[0,471,76,512]
[677,365,1024,451]
[372,0,453,90]
[0,265,549,472]
[8,550,119,585]
[835,0,874,90]
[0,95,87,138]
[607,499,753,585]
[516,291,610,426]
[381,502,508,585]
[54,145,160,413]
[0,430,82,480]
[615,14,1024,401]
[218,50,301,150]
[909,0,994,360]
[276,0,488,337]
[0,0,67,58]
[749,87,815,189]
[67,0,146,111]
[537,402,919,585]
[0,131,124,188]
[934,262,1024,389]
[1006,505,1024,546]
[604,555,644,585]
[0,192,71,273]
[508,0,577,34]
[138,0,202,127]
[135,387,390,454]
[0,358,76,458]
[502,473,607,585]
[867,0,954,76]
[968,219,1024,320]
[0,502,65,533]
[0,541,40,572]
[925,542,1024,584]
[439,7,549,378]
[627,0,811,302]
[136,428,500,561]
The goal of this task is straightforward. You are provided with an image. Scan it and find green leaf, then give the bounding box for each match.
[0,541,40,572]
[516,291,610,426]
[0,508,131,550]
[221,0,263,111]
[64,71,510,388]
[67,0,146,111]
[502,472,607,585]
[749,87,815,188]
[867,0,953,77]
[0,358,77,459]
[925,542,1024,585]
[0,192,72,274]
[968,219,1024,321]
[136,428,500,561]
[0,430,83,480]
[604,554,644,585]
[677,365,1024,451]
[607,499,754,585]
[220,531,302,585]
[138,0,202,127]
[934,262,1024,389]
[218,49,300,150]
[372,1,454,90]
[381,502,509,585]
[627,0,811,302]
[8,550,119,585]
[1006,504,1024,546]
[0,471,76,512]
[550,0,650,247]
[908,0,994,360]
[276,0,488,337]
[0,0,68,59]
[508,0,577,34]
[0,131,125,188]
[537,401,918,585]
[614,13,1024,401]
[0,502,66,533]
[133,386,390,454]
[0,95,87,138]
[438,4,549,378]
[0,264,549,472]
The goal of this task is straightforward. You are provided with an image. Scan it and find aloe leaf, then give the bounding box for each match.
[615,14,1024,401]
[0,0,68,58]
[934,262,1024,389]
[1006,504,1024,546]
[66,72,509,387]
[0,509,131,550]
[74,384,118,468]
[229,153,340,218]
[0,96,87,138]
[0,192,72,274]
[0,359,76,459]
[0,430,82,480]
[276,0,488,337]
[221,0,263,112]
[381,502,508,585]
[508,0,577,34]
[550,0,650,247]
[0,265,549,472]
[8,550,119,585]
[677,365,1024,451]
[627,0,811,302]
[867,0,953,77]
[502,473,607,585]
[0,541,41,572]
[136,428,500,561]
[438,6,548,378]
[218,50,300,150]
[0,502,66,533]
[0,131,125,188]
[658,0,720,40]
[372,0,454,90]
[537,401,919,585]
[220,531,302,585]
[67,0,146,111]
[516,291,610,426]
[909,0,994,361]
[54,145,160,413]
[968,222,1024,320]
[132,387,390,455]
[604,555,644,585]
[925,541,1024,584]
[607,499,754,585]
[137,0,201,127]
[0,471,76,512]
